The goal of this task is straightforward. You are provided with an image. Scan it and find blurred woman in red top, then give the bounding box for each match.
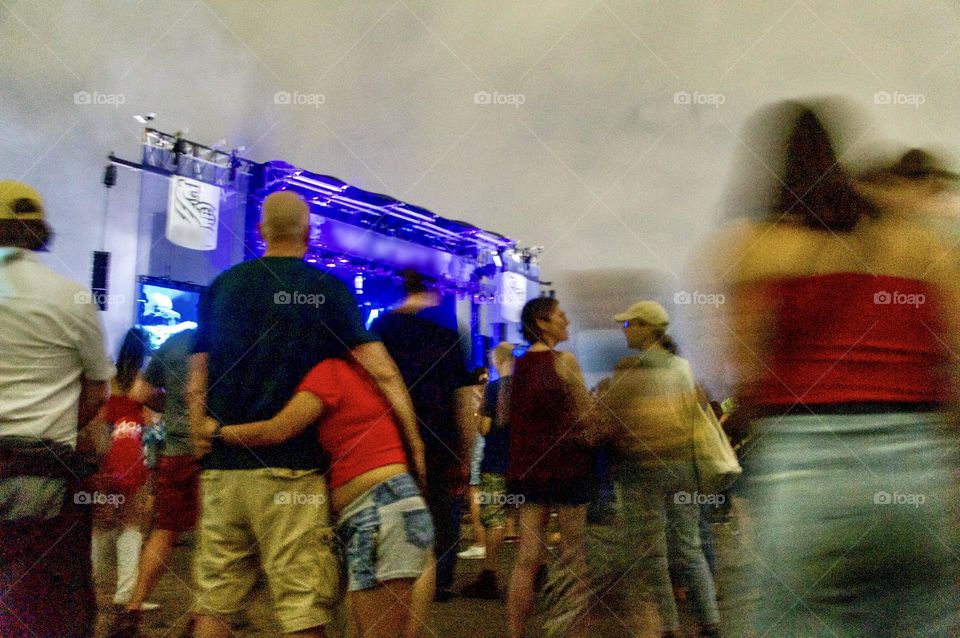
[701,100,960,637]
[506,297,594,638]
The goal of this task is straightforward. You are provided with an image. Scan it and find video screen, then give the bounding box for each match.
[136,278,203,350]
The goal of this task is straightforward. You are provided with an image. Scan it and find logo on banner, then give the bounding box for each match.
[166,176,220,251]
[496,272,527,323]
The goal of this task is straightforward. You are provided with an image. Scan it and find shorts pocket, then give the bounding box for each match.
[313,526,343,605]
[402,508,434,550]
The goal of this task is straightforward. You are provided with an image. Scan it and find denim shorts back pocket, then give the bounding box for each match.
[402,508,434,550]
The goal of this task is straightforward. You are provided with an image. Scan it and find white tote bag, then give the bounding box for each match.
[692,400,742,493]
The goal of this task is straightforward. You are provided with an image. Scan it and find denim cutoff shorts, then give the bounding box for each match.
[336,473,434,591]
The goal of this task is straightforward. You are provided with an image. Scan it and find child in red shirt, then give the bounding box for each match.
[89,327,152,613]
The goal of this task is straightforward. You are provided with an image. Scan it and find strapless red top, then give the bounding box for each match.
[751,273,950,407]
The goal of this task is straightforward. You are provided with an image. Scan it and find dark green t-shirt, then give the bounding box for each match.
[194,257,375,470]
[143,329,195,457]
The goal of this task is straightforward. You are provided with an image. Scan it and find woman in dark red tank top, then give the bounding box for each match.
[507,353,594,500]
[505,297,593,638]
[701,101,960,637]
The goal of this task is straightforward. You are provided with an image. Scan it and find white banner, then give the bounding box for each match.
[166,176,220,251]
[495,271,527,323]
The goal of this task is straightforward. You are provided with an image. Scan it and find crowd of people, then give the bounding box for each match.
[2,96,959,638]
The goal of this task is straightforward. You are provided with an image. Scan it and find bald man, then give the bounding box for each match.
[187,191,421,638]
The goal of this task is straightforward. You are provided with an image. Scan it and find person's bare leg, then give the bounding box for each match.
[555,506,590,638]
[351,579,415,638]
[196,616,325,638]
[405,552,435,638]
[194,614,232,638]
[507,505,547,638]
[481,525,505,576]
[127,529,175,610]
[467,486,485,547]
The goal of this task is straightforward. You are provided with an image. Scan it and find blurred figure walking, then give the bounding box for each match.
[112,328,199,638]
[592,301,720,638]
[459,367,490,561]
[708,101,960,637]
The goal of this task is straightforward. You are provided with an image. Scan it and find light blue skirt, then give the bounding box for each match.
[740,411,959,637]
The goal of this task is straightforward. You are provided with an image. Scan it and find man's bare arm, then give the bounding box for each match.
[478,416,493,437]
[78,378,108,428]
[454,386,477,469]
[350,342,425,485]
[187,353,210,458]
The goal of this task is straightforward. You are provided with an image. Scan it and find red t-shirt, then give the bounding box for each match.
[297,358,407,489]
[101,395,148,496]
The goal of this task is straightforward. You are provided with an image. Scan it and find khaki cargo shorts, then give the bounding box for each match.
[193,468,340,633]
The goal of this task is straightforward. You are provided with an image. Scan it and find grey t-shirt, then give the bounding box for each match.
[143,329,195,458]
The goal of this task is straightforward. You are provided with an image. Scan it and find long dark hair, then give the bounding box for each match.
[115,327,149,394]
[520,296,558,344]
[726,100,876,232]
[660,333,678,355]
[777,107,875,232]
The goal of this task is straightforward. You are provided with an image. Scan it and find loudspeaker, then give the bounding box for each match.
[103,164,117,188]
[91,251,110,311]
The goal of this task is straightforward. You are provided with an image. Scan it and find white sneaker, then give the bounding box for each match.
[457,545,487,560]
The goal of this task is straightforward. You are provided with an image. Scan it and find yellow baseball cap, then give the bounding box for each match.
[613,300,670,326]
[0,181,45,220]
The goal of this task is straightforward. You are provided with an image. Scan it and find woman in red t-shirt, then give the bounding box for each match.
[207,356,432,638]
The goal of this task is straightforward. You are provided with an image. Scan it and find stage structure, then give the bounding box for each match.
[121,129,540,364]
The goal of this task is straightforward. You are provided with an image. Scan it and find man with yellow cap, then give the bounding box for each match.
[0,180,52,249]
[0,181,116,638]
[591,300,721,638]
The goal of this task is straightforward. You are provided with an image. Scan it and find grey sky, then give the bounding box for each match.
[2,1,956,344]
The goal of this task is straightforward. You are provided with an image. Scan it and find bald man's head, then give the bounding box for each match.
[259,191,309,247]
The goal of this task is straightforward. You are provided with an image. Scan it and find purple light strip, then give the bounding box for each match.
[389,205,435,221]
[290,176,346,194]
